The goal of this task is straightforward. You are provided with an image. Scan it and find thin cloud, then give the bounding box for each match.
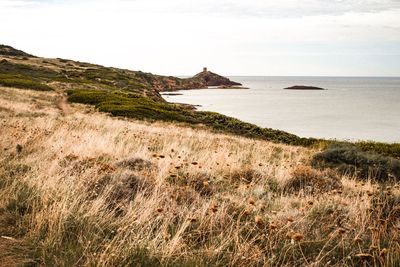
[0,0,399,76]
[113,0,400,18]
[0,0,39,7]
[3,0,400,17]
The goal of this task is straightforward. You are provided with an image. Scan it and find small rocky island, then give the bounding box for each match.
[284,85,325,90]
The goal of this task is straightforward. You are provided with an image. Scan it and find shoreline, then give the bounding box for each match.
[160,86,249,93]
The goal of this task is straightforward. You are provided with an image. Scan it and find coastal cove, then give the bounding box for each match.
[162,76,400,143]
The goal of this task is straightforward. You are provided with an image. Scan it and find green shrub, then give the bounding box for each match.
[312,144,400,181]
[0,60,59,79]
[82,68,149,89]
[355,141,400,159]
[0,77,52,91]
[66,89,109,104]
[320,140,400,159]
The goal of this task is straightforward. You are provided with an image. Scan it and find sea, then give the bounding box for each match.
[161,76,400,143]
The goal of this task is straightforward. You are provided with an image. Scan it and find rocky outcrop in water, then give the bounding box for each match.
[284,85,325,90]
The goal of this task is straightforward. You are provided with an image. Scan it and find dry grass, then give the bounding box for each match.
[0,56,89,72]
[0,87,399,266]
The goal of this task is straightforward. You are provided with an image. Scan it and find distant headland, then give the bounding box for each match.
[190,67,242,87]
[160,67,245,91]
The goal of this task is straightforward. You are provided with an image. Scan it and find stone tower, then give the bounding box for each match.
[203,67,207,72]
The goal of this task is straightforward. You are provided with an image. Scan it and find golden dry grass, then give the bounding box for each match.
[0,87,399,266]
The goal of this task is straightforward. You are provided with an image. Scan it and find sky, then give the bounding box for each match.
[1,0,400,76]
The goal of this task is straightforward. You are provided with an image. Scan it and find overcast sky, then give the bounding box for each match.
[1,0,400,76]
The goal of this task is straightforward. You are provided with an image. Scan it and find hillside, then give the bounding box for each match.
[1,84,400,266]
[0,45,241,96]
[0,45,315,146]
[0,45,35,58]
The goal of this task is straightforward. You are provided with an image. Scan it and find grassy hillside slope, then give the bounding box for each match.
[0,46,317,147]
[1,87,399,266]
[2,45,400,156]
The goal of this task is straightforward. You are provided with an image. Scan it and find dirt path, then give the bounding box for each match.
[55,90,73,115]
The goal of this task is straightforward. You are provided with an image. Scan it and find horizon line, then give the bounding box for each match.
[2,44,400,79]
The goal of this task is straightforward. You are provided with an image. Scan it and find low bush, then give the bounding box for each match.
[0,77,52,91]
[89,172,154,205]
[166,171,214,197]
[229,168,264,184]
[107,173,152,204]
[66,89,109,105]
[115,157,155,171]
[320,140,400,160]
[355,141,400,159]
[312,144,400,181]
[284,165,342,194]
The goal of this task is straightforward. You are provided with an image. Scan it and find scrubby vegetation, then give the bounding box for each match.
[312,143,400,181]
[0,60,56,91]
[0,60,60,80]
[0,74,52,91]
[355,141,400,159]
[1,88,400,266]
[0,45,35,57]
[284,165,342,194]
[0,55,179,101]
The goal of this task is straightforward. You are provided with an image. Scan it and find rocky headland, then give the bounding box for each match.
[156,67,244,91]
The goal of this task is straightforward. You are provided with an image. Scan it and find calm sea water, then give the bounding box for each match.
[162,77,400,143]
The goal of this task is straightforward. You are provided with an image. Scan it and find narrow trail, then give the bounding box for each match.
[55,89,73,115]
